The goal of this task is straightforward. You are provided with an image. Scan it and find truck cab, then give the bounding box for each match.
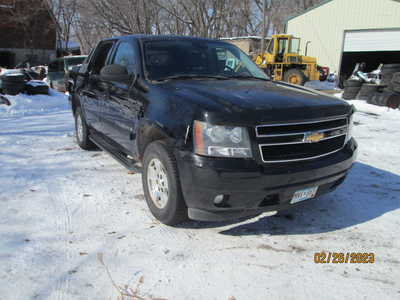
[48,55,87,92]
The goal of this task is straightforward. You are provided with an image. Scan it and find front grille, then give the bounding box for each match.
[256,116,348,163]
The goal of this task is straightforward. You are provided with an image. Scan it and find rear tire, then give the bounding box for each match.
[74,107,95,150]
[381,64,400,86]
[142,140,188,225]
[342,86,361,100]
[368,90,400,109]
[283,69,307,86]
[356,84,379,101]
[389,72,400,93]
[344,79,362,88]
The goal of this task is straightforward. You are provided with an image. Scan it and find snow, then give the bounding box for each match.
[26,80,49,88]
[0,89,68,117]
[43,77,51,86]
[305,80,337,90]
[1,91,399,300]
[0,68,11,75]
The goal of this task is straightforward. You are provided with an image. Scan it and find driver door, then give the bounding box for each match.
[80,41,115,133]
[100,41,141,157]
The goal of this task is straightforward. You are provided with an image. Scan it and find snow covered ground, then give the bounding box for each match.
[0,91,399,300]
[305,80,337,90]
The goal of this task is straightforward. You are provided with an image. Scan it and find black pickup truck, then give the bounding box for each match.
[70,35,357,225]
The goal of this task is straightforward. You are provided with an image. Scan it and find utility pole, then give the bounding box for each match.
[260,0,266,56]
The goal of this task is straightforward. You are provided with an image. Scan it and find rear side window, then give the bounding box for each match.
[111,42,136,74]
[89,42,114,74]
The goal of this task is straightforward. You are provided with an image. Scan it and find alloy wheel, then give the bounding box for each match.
[147,158,169,209]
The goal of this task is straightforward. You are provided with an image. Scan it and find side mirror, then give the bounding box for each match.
[100,64,131,83]
[134,77,149,93]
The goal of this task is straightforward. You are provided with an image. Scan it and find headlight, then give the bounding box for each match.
[194,121,252,158]
[346,112,354,143]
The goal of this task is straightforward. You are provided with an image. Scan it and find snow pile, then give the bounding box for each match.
[335,92,399,114]
[348,99,400,118]
[0,68,11,75]
[346,99,400,175]
[26,80,48,87]
[43,77,50,86]
[0,89,69,117]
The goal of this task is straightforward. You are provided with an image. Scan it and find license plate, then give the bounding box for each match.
[290,186,319,204]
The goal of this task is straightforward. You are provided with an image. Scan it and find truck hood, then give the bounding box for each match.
[160,79,351,124]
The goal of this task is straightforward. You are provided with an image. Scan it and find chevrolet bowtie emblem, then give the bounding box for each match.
[304,132,325,143]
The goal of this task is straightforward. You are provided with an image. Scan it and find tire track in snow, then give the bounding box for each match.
[46,180,73,300]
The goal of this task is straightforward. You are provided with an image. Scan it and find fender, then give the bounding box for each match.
[135,85,196,161]
[136,118,184,161]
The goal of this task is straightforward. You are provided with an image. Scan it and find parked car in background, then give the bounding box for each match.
[0,69,44,95]
[0,94,11,106]
[31,66,47,80]
[327,73,336,83]
[70,35,357,225]
[48,55,87,92]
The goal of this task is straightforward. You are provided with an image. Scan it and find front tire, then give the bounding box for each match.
[142,140,188,225]
[283,69,307,86]
[74,107,95,150]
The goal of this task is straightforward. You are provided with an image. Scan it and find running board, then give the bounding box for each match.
[90,133,142,173]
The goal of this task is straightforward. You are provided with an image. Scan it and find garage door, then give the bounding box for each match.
[344,29,400,52]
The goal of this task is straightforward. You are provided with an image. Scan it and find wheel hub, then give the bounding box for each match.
[147,158,169,209]
[288,75,300,84]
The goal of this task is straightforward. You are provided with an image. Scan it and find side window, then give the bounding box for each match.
[267,40,274,53]
[290,38,300,54]
[278,38,288,54]
[89,42,114,75]
[111,42,136,74]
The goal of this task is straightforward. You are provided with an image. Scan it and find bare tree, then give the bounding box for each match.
[66,0,324,54]
[46,0,79,53]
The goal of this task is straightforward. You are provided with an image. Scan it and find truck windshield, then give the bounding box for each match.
[143,39,269,81]
[289,38,300,54]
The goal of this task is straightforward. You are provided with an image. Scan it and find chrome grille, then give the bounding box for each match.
[256,116,348,163]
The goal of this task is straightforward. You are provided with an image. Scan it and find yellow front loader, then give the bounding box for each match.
[253,34,329,85]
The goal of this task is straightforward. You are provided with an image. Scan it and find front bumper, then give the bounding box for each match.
[177,138,357,222]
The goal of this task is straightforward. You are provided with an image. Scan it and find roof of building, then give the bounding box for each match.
[220,36,270,40]
[285,0,333,23]
[285,0,400,24]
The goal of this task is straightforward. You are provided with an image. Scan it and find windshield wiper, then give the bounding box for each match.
[154,74,230,81]
[227,75,270,81]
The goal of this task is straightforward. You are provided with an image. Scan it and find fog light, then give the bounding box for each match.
[214,195,224,205]
[213,194,230,208]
